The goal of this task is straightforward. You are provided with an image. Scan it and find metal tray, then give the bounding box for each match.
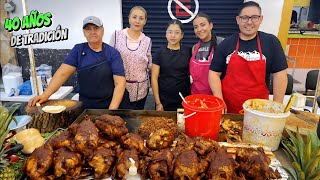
[73,109,178,133]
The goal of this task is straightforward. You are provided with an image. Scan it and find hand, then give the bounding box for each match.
[28,94,49,106]
[156,103,164,111]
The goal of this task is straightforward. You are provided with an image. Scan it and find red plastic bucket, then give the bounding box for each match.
[182,94,225,140]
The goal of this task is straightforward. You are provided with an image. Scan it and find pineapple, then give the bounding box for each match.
[0,167,15,180]
[281,127,320,180]
[0,104,21,180]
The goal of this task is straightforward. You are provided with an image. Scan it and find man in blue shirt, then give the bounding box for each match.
[29,16,130,109]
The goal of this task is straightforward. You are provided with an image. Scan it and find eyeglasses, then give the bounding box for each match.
[166,31,181,36]
[239,15,261,23]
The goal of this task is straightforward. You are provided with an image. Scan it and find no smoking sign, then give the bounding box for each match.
[167,0,199,24]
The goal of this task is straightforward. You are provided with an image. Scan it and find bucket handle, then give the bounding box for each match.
[182,112,197,119]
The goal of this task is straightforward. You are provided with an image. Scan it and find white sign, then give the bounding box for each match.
[167,0,199,23]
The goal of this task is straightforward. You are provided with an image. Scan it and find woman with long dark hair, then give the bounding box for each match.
[151,20,191,111]
[190,12,223,95]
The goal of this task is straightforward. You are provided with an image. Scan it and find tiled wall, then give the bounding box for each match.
[287,38,320,69]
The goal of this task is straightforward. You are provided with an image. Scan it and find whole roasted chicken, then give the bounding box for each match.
[95,114,128,140]
[25,144,54,180]
[53,147,83,178]
[88,146,116,179]
[115,149,140,179]
[121,133,148,154]
[147,128,175,150]
[69,120,99,156]
[173,149,208,180]
[47,129,74,150]
[193,137,219,156]
[206,147,237,180]
[235,147,281,180]
[148,148,174,180]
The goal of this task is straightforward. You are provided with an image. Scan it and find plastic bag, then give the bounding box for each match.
[30,64,52,91]
[2,63,22,75]
[18,80,32,95]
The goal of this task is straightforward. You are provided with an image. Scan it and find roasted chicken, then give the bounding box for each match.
[206,147,237,180]
[235,147,281,180]
[147,128,175,150]
[171,134,195,158]
[25,144,54,180]
[115,149,139,179]
[88,146,116,179]
[95,114,128,140]
[53,147,83,178]
[47,129,73,150]
[148,148,174,180]
[98,137,119,150]
[220,118,242,143]
[193,137,219,156]
[69,120,99,156]
[173,149,208,180]
[121,133,148,154]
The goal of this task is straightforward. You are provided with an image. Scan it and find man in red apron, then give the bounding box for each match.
[208,1,288,114]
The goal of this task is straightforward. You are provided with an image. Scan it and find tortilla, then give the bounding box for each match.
[42,105,66,114]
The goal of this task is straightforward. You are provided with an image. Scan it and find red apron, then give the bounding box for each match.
[190,41,214,95]
[222,34,269,114]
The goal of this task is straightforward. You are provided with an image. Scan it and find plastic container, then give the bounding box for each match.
[242,99,291,151]
[8,115,32,132]
[182,94,225,140]
[2,72,23,94]
[124,158,141,180]
[292,93,306,108]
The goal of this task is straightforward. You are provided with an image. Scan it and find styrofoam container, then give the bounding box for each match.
[292,93,306,108]
[242,99,290,151]
[2,72,23,94]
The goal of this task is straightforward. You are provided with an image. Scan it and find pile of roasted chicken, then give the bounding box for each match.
[25,114,281,180]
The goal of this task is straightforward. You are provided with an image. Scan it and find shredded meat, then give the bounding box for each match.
[138,116,178,139]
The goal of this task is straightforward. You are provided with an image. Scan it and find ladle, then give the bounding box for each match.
[284,94,296,113]
[179,92,188,104]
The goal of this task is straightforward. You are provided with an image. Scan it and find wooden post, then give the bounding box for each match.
[21,0,40,96]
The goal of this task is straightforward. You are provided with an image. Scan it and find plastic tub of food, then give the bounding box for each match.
[242,99,290,151]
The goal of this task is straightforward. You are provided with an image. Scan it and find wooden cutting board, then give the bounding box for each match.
[25,99,83,133]
[285,110,319,135]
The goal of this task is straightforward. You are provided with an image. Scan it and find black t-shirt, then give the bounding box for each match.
[210,31,288,86]
[195,41,211,61]
[153,45,192,110]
